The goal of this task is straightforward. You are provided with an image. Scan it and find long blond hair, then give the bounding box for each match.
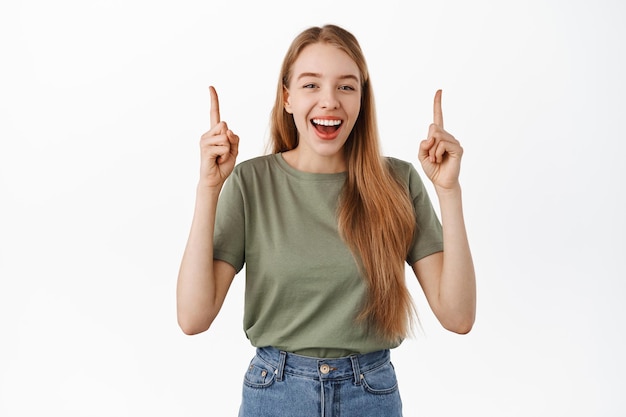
[270,25,417,342]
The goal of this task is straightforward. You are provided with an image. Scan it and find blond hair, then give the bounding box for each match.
[270,25,417,342]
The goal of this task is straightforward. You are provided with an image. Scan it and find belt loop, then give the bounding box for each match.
[276,350,287,382]
[349,355,361,386]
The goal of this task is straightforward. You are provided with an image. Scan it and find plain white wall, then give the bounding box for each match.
[1,0,625,416]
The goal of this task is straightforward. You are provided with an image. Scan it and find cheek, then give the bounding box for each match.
[349,103,362,124]
[291,113,310,131]
[348,96,362,115]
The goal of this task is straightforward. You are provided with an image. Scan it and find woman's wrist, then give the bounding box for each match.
[434,182,462,200]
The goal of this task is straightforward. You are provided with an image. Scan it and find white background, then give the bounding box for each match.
[1,0,625,416]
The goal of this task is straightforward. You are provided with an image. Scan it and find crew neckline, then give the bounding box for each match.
[274,153,347,182]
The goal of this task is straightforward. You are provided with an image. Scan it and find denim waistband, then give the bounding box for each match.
[255,346,391,385]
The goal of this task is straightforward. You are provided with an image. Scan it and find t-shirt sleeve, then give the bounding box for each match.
[404,162,444,265]
[213,168,246,273]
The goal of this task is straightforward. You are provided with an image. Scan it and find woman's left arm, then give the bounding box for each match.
[412,90,476,334]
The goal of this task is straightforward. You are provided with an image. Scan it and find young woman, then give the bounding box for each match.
[177,24,476,417]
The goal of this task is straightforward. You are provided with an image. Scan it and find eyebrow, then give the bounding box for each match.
[296,72,360,82]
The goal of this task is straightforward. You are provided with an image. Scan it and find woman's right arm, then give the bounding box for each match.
[176,86,240,335]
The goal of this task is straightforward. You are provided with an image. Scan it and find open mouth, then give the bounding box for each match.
[311,118,342,135]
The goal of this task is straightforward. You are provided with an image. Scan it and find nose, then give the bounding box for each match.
[319,88,340,110]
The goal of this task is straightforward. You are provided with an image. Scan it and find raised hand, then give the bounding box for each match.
[418,90,463,191]
[199,86,240,188]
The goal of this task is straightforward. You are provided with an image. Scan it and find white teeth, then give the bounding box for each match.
[312,119,342,126]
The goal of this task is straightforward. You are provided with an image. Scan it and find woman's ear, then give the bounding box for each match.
[283,86,293,114]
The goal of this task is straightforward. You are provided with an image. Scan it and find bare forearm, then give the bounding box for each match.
[176,185,222,334]
[436,185,476,332]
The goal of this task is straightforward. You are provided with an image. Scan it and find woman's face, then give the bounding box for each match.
[284,42,362,167]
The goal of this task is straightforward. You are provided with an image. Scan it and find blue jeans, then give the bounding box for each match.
[238,346,403,417]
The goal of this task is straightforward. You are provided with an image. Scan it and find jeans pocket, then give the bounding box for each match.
[360,362,399,395]
[242,356,276,389]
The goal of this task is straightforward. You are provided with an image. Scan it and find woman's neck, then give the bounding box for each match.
[281,148,347,174]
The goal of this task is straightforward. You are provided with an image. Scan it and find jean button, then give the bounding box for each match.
[320,364,330,374]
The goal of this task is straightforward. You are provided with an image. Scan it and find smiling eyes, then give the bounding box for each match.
[302,83,357,91]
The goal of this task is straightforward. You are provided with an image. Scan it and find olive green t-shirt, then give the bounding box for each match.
[213,153,443,358]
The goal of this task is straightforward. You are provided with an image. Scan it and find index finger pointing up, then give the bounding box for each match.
[209,86,221,128]
[433,89,443,128]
